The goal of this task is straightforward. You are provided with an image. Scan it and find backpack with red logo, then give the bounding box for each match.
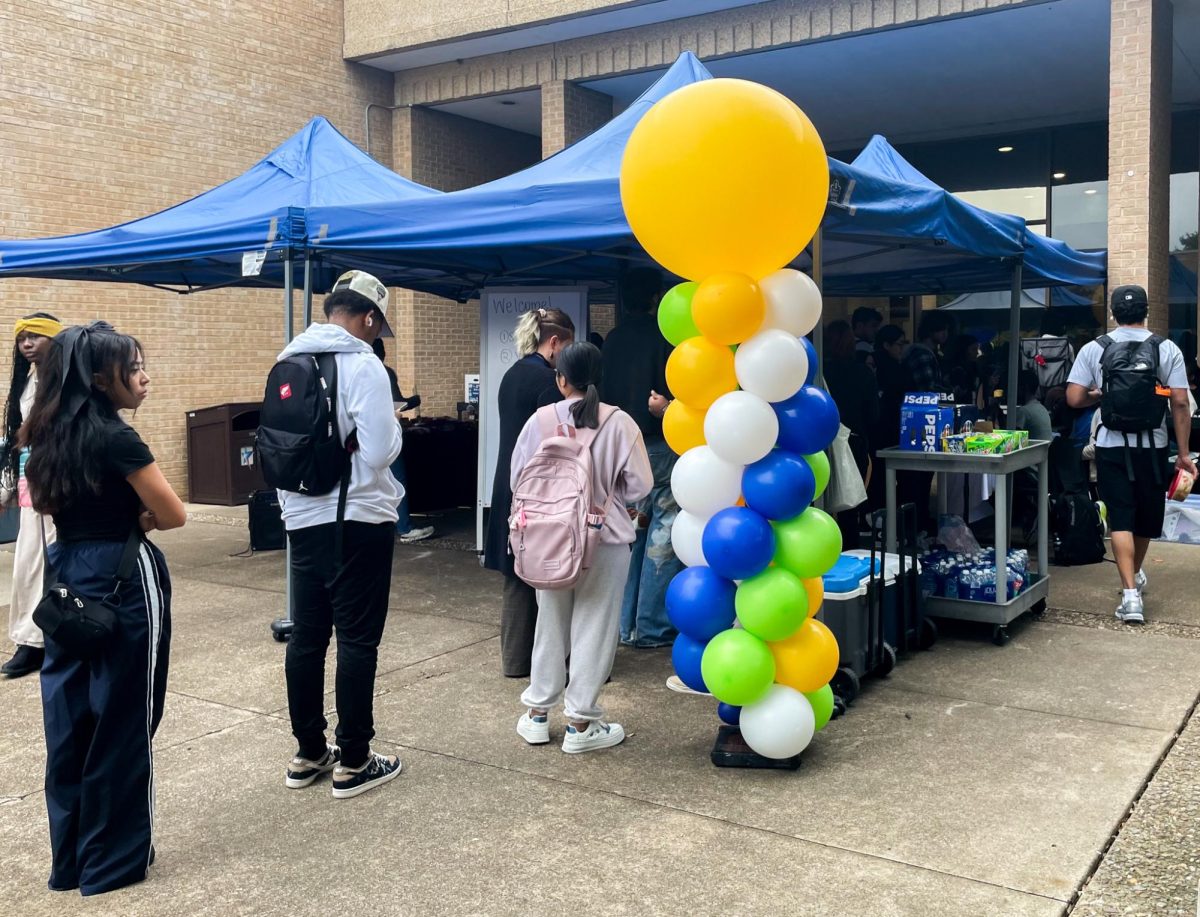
[509,404,618,590]
[256,353,351,496]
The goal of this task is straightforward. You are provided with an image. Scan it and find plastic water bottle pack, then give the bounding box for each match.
[919,547,1028,601]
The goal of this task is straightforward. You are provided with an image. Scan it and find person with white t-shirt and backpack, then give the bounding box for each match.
[1066,284,1197,624]
[508,342,652,753]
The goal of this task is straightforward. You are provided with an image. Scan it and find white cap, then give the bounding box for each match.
[331,270,393,338]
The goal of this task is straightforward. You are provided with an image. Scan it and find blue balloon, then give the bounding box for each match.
[800,336,818,385]
[774,385,841,455]
[672,634,708,693]
[701,507,775,581]
[666,567,737,643]
[717,702,741,726]
[742,449,818,520]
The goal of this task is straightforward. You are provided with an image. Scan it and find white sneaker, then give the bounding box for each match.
[1134,569,1147,596]
[1115,595,1145,624]
[516,711,550,745]
[665,675,711,696]
[562,720,625,754]
[399,525,435,544]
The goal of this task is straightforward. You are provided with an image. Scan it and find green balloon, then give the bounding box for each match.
[657,281,700,346]
[700,629,775,707]
[734,568,809,642]
[772,507,843,579]
[805,684,835,732]
[803,451,830,499]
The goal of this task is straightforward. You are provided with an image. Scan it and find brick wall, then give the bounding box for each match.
[541,81,613,158]
[1,0,392,499]
[1108,0,1172,333]
[391,105,541,416]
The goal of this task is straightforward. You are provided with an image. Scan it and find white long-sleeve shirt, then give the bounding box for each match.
[277,323,402,530]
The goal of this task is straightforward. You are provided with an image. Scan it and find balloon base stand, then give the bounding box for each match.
[710,726,801,771]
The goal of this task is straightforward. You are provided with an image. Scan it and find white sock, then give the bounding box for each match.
[1123,588,1139,604]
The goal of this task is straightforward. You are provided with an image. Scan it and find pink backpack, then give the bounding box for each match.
[509,403,618,590]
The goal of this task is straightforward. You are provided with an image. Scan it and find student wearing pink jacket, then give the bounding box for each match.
[509,342,653,754]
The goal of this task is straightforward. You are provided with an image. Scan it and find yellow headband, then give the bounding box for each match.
[14,317,63,340]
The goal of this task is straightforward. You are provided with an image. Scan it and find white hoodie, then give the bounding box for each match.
[276,323,403,530]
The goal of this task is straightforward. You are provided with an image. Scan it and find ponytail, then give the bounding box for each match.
[556,342,603,429]
[514,307,576,359]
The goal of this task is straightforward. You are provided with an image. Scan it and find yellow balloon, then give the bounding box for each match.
[770,617,839,693]
[665,336,738,408]
[620,78,829,281]
[692,272,765,345]
[662,400,707,455]
[803,577,824,617]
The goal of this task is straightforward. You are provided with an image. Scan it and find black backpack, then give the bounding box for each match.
[256,353,351,497]
[1050,493,1105,566]
[1097,334,1167,437]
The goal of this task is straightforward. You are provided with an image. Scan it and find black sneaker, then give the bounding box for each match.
[2,645,44,678]
[285,746,340,789]
[331,751,402,799]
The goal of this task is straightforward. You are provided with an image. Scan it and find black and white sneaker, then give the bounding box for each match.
[285,746,340,789]
[331,751,403,799]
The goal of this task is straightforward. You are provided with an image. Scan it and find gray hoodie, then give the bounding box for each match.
[276,323,402,529]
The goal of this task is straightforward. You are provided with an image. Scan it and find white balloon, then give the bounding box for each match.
[671,446,744,519]
[739,684,816,759]
[671,510,709,568]
[759,269,822,337]
[704,391,779,465]
[735,329,809,403]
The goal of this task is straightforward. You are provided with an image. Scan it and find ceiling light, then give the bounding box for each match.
[1053,172,1066,180]
[1023,194,1034,199]
[499,100,517,106]
[997,146,1014,153]
[1084,188,1098,195]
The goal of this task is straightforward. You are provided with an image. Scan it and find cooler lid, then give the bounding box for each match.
[822,555,872,593]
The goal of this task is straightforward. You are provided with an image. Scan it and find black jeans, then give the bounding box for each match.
[285,521,394,769]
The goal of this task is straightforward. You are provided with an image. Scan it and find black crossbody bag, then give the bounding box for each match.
[33,521,142,660]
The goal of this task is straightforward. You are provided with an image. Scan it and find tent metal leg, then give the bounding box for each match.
[811,228,824,389]
[274,252,295,643]
[1006,263,1023,424]
[302,253,313,328]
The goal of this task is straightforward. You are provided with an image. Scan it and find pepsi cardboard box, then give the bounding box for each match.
[899,393,955,452]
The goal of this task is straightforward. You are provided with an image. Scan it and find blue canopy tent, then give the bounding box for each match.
[0,116,440,333]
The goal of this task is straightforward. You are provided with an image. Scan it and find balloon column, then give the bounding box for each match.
[620,78,842,760]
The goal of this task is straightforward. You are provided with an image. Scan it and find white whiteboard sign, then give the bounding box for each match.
[477,287,588,550]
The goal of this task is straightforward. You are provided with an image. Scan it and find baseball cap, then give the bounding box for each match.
[331,270,393,338]
[1110,284,1148,309]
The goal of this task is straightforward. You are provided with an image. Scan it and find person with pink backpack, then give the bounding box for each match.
[508,342,652,753]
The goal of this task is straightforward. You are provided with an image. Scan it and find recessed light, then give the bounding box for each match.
[1023,194,1034,199]
[1053,172,1066,180]
[499,100,517,106]
[1084,188,1098,195]
[998,146,1014,153]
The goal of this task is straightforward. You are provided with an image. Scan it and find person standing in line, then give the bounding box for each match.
[900,311,954,534]
[371,338,434,544]
[24,322,185,896]
[601,268,682,649]
[279,271,404,798]
[1066,284,1196,624]
[851,306,884,366]
[1,312,63,678]
[823,320,879,547]
[484,308,575,678]
[512,342,652,753]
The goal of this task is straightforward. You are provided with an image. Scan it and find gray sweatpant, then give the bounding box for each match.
[521,543,631,722]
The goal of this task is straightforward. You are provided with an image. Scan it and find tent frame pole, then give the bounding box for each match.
[812,228,825,389]
[275,249,295,642]
[283,251,294,345]
[302,252,313,327]
[1006,262,1023,423]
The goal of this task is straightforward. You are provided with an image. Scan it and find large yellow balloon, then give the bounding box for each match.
[665,336,738,408]
[803,577,824,617]
[620,78,828,281]
[692,273,765,346]
[663,400,707,455]
[770,617,839,693]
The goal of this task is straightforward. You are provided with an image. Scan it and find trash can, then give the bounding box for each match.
[185,402,264,505]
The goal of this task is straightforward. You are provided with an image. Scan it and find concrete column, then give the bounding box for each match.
[1107,0,1172,333]
[541,80,613,159]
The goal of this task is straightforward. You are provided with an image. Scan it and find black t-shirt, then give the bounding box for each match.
[54,421,154,542]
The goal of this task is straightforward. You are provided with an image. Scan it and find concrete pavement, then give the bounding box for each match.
[0,519,1197,915]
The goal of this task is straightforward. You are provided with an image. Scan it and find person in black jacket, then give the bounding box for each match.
[485,308,575,677]
[824,320,879,547]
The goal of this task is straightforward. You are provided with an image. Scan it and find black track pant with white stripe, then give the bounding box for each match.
[41,539,171,897]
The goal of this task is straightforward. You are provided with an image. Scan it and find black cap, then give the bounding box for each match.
[1111,284,1148,309]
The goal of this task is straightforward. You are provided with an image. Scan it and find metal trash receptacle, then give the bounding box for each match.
[185,402,265,505]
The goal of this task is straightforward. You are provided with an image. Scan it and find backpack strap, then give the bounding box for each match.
[576,405,620,523]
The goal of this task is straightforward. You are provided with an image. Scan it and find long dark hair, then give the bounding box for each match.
[3,311,59,487]
[556,341,603,429]
[21,322,143,515]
